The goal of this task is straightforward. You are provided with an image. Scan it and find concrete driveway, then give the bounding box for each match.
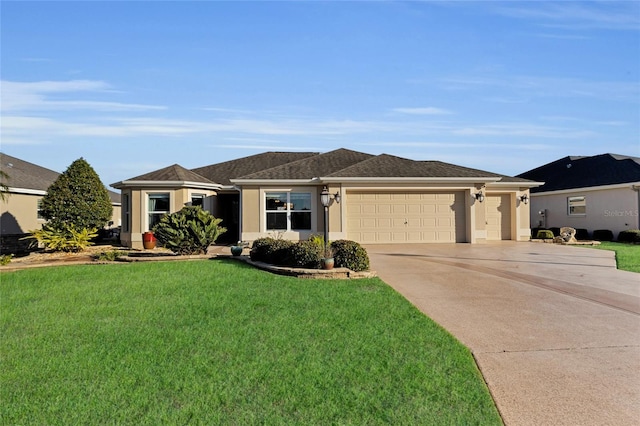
[365,242,640,426]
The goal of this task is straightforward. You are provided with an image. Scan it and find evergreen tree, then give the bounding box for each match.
[41,158,112,230]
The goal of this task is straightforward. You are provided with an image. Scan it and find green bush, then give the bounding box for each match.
[575,228,590,240]
[0,254,13,265]
[250,238,276,262]
[40,158,112,231]
[593,229,614,242]
[331,240,370,272]
[535,230,554,240]
[23,224,98,252]
[617,230,640,243]
[287,240,322,269]
[92,250,126,261]
[152,206,226,255]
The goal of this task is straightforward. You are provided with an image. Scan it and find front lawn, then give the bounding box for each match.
[1,260,501,425]
[590,242,640,273]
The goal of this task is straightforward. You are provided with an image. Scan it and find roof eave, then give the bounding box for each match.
[111,180,221,190]
[487,181,544,188]
[320,177,503,184]
[6,187,48,196]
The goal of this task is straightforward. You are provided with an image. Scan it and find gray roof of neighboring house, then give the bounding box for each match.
[0,153,121,203]
[0,153,61,192]
[191,151,318,186]
[517,153,640,193]
[238,148,375,180]
[126,164,216,184]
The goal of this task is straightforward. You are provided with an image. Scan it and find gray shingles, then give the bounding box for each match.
[192,152,318,185]
[517,153,640,193]
[237,149,374,180]
[127,164,215,184]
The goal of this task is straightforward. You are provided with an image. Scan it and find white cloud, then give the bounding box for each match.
[452,123,595,139]
[392,107,453,115]
[1,80,166,112]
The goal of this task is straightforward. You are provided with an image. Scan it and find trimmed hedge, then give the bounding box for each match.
[331,240,370,272]
[249,237,369,271]
[593,229,614,242]
[575,229,590,241]
[618,229,640,243]
[536,230,554,240]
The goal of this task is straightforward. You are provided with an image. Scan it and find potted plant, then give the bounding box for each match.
[142,231,156,250]
[230,242,244,256]
[322,246,335,270]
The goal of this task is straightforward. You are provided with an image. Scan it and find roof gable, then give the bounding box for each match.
[192,151,317,186]
[517,153,640,192]
[127,164,215,184]
[237,148,374,180]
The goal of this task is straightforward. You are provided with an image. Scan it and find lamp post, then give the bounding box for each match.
[320,186,330,256]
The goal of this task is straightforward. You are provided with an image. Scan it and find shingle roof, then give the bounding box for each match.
[192,151,318,186]
[517,153,640,193]
[238,148,374,180]
[0,153,61,192]
[127,164,215,184]
[1,153,121,202]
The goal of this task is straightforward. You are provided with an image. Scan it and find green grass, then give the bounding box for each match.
[1,260,501,425]
[589,242,640,273]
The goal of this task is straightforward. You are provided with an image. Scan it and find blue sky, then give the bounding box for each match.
[2,1,639,188]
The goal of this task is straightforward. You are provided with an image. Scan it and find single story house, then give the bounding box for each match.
[517,153,640,236]
[0,153,121,252]
[112,148,540,249]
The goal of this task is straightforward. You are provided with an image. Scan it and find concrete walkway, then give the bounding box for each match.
[366,242,640,426]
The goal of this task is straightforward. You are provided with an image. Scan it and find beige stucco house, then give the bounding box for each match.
[0,153,121,252]
[518,154,640,237]
[112,148,540,249]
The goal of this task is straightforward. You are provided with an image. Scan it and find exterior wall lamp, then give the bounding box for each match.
[320,186,340,207]
[520,194,529,204]
[472,191,485,203]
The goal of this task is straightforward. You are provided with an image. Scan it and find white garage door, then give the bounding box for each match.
[347,192,466,243]
[486,194,512,241]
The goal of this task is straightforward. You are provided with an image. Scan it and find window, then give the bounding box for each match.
[37,199,45,220]
[265,192,311,231]
[568,196,586,216]
[148,193,170,230]
[191,194,205,207]
[122,193,130,232]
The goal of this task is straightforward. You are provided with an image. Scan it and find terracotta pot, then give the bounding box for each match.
[322,257,335,270]
[142,232,156,250]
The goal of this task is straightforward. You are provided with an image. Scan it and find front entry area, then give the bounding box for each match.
[346,191,466,243]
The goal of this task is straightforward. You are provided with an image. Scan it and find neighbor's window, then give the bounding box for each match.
[265,192,311,231]
[568,196,586,216]
[37,198,45,220]
[122,193,130,232]
[148,193,170,230]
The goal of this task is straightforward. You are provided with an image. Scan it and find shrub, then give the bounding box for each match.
[0,254,13,265]
[535,230,554,240]
[250,238,276,262]
[617,230,640,243]
[331,240,370,272]
[23,224,98,252]
[92,250,126,261]
[593,229,614,242]
[41,158,112,231]
[575,229,590,240]
[152,206,226,255]
[287,240,323,269]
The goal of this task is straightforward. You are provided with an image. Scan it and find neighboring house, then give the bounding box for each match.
[0,153,122,243]
[112,148,540,249]
[517,154,640,237]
